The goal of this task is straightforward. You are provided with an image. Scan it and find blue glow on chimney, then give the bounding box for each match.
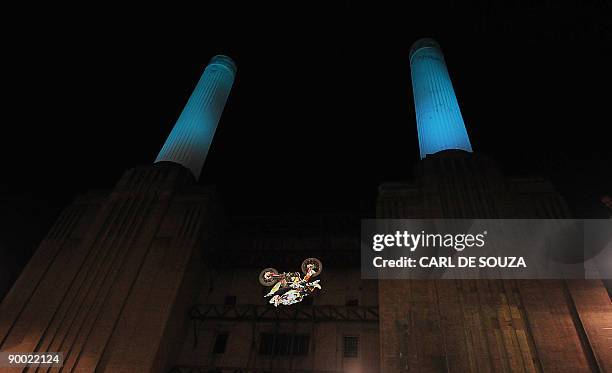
[155,55,236,179]
[410,38,472,159]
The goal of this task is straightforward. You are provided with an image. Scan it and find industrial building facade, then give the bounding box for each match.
[1,41,611,372]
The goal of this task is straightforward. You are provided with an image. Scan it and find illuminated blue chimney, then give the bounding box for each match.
[410,38,472,159]
[155,55,236,179]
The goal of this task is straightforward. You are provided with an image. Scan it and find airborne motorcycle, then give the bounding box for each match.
[258,258,323,307]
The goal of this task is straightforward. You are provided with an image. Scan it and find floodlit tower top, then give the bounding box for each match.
[409,38,473,159]
[155,55,237,179]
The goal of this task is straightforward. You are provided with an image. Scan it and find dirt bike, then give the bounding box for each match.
[258,258,323,307]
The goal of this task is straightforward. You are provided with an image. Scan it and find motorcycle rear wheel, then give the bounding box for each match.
[259,268,279,286]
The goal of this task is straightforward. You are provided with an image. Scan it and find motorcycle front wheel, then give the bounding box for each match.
[301,258,323,277]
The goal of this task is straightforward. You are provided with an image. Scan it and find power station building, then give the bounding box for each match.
[1,40,611,373]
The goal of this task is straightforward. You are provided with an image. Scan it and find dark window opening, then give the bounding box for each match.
[258,333,310,356]
[213,333,228,354]
[259,333,275,355]
[224,295,237,305]
[344,336,359,357]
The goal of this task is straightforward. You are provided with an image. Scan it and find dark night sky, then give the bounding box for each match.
[2,1,611,220]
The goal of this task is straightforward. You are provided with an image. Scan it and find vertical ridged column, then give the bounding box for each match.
[155,55,236,179]
[410,38,472,159]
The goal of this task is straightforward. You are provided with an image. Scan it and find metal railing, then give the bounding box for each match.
[189,304,379,323]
